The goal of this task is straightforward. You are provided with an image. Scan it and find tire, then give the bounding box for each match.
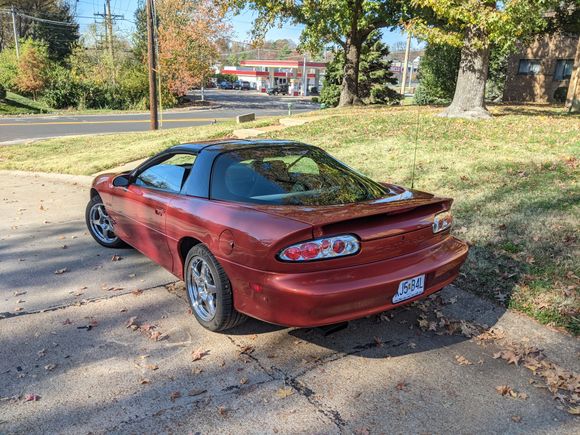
[85,195,127,249]
[184,244,246,332]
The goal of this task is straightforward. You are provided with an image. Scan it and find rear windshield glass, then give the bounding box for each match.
[210,146,389,205]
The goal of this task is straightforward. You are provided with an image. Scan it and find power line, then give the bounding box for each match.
[0,9,78,27]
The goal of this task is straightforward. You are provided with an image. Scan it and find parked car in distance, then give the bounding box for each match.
[267,84,289,95]
[233,80,242,90]
[241,81,251,90]
[86,140,468,332]
[219,81,233,90]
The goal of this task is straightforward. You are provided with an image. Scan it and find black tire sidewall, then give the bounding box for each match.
[184,245,234,332]
[85,196,125,249]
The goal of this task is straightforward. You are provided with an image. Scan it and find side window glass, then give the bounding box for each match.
[135,154,196,193]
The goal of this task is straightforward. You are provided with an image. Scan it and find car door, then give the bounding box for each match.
[111,153,197,272]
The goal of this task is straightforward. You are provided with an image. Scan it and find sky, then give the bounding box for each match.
[73,0,420,50]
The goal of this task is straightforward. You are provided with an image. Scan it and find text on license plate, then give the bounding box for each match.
[392,274,425,304]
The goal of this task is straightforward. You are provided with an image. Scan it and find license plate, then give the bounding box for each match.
[392,274,425,304]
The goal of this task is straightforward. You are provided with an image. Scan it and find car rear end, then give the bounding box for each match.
[208,143,468,327]
[225,197,467,327]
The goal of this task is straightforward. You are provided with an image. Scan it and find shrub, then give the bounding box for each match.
[43,64,82,109]
[14,39,51,99]
[553,87,568,103]
[0,48,18,90]
[0,84,6,101]
[414,43,460,105]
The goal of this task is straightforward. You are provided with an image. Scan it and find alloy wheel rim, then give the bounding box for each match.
[187,257,217,322]
[89,203,118,244]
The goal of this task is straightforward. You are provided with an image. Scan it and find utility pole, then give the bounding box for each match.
[146,0,159,130]
[302,55,307,96]
[105,0,114,60]
[11,5,19,59]
[94,1,123,83]
[400,32,411,96]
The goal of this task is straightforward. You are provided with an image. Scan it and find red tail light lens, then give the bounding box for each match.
[278,235,360,262]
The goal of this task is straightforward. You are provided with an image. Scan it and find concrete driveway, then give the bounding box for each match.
[0,171,578,434]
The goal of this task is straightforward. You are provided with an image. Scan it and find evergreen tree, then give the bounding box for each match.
[321,31,400,107]
[414,43,460,105]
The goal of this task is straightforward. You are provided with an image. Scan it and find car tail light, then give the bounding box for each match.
[278,235,360,262]
[433,210,453,233]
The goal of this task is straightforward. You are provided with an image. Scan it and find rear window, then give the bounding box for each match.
[210,146,389,205]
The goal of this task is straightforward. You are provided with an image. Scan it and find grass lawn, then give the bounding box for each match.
[0,92,52,115]
[0,104,578,333]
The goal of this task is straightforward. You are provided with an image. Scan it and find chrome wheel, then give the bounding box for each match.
[89,202,118,244]
[187,256,217,322]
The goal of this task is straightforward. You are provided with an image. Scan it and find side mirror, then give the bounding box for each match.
[112,174,131,188]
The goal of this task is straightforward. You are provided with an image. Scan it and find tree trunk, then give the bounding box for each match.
[440,27,491,119]
[565,36,580,113]
[339,37,363,106]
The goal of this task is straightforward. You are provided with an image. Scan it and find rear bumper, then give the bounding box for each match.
[220,236,469,328]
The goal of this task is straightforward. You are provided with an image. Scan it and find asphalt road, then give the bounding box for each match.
[1,171,578,434]
[0,90,317,144]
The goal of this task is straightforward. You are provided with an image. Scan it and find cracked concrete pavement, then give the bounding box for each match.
[1,171,578,434]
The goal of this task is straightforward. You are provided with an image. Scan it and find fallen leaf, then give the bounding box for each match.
[568,406,580,415]
[44,364,56,371]
[37,349,46,357]
[240,377,248,385]
[374,336,383,347]
[139,378,150,385]
[111,254,122,262]
[149,331,166,341]
[217,406,228,416]
[192,347,209,361]
[169,391,181,402]
[54,268,68,275]
[496,385,513,396]
[276,386,294,399]
[511,415,522,423]
[132,289,143,296]
[125,317,138,328]
[455,355,473,366]
[146,364,159,371]
[14,307,23,312]
[24,394,40,402]
[13,291,26,297]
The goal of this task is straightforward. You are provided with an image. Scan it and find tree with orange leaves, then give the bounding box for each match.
[156,0,230,98]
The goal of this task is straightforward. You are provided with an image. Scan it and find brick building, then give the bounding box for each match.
[503,33,579,106]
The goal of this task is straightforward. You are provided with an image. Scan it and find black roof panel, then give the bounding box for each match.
[168,139,313,155]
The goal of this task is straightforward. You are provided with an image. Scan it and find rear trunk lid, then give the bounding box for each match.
[252,185,452,270]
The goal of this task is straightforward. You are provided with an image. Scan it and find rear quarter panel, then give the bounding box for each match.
[165,197,314,278]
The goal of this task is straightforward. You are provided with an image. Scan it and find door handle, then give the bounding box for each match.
[154,208,165,216]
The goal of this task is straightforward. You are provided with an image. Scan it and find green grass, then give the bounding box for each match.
[0,104,578,333]
[0,92,52,115]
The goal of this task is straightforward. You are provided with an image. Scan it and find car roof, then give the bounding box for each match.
[167,139,315,155]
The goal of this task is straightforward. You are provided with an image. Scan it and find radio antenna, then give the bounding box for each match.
[410,106,420,189]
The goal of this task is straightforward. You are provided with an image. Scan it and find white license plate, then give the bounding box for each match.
[392,274,425,304]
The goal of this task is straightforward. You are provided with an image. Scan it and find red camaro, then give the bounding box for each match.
[86,140,468,331]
